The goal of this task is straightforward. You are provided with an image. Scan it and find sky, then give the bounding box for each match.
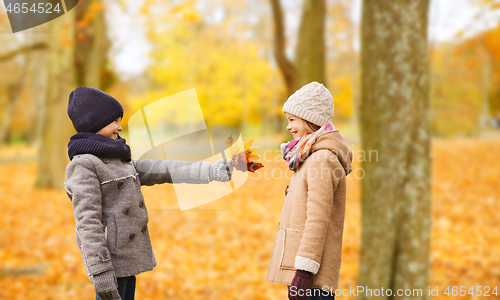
[107,0,151,78]
[108,0,500,78]
[427,0,500,42]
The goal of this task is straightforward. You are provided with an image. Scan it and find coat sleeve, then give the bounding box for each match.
[64,157,114,276]
[294,151,344,274]
[132,158,212,186]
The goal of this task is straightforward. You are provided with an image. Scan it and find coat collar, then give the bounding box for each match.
[311,130,353,175]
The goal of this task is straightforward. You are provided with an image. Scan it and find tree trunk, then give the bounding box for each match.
[35,0,111,189]
[295,0,326,87]
[357,1,431,300]
[348,16,359,132]
[29,48,49,148]
[0,38,47,147]
[269,0,298,97]
[0,85,21,146]
[269,0,298,140]
[479,48,491,134]
[75,0,111,88]
[269,0,326,140]
[35,12,76,189]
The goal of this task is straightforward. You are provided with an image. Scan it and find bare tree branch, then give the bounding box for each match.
[269,0,297,96]
[0,42,47,62]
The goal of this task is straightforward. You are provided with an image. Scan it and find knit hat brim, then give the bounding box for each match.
[86,109,124,133]
[283,101,329,127]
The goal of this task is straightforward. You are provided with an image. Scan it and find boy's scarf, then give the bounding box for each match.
[280,122,335,171]
[68,132,131,161]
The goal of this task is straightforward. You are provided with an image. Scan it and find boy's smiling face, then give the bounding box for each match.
[96,117,122,140]
[285,112,308,139]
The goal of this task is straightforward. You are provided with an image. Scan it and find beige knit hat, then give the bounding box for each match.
[282,81,334,127]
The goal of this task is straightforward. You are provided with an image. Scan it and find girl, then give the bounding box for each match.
[266,82,353,300]
[64,87,233,300]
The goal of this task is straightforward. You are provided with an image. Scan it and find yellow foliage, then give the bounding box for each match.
[330,76,353,120]
[142,2,280,129]
[431,44,485,136]
[77,2,105,29]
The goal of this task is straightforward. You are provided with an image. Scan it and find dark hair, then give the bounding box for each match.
[304,120,321,134]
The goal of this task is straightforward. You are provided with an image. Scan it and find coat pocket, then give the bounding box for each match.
[279,228,303,270]
[105,214,117,254]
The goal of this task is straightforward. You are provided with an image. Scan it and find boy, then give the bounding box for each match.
[64,87,232,300]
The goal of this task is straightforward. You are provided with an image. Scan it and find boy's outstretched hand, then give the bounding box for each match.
[210,158,233,182]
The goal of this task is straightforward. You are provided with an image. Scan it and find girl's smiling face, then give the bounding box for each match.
[96,117,123,140]
[285,113,309,139]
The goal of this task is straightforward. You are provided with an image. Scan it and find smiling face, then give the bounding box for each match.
[96,117,122,140]
[285,113,309,139]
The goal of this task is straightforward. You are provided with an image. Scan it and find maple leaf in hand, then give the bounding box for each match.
[225,134,265,173]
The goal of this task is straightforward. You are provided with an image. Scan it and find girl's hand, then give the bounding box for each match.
[210,158,233,182]
[288,270,313,300]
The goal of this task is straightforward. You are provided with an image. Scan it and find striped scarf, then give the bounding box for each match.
[280,122,335,171]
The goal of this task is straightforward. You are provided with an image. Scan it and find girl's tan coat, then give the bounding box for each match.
[266,130,353,291]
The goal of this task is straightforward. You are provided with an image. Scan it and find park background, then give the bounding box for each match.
[1,0,500,299]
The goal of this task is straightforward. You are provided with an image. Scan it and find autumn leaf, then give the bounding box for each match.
[225,134,264,173]
[247,161,264,173]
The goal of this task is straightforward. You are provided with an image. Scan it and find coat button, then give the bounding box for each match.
[139,201,145,209]
[117,181,124,189]
[102,158,109,164]
[129,232,136,240]
[141,225,148,234]
[102,251,109,259]
[285,185,289,196]
[123,207,130,215]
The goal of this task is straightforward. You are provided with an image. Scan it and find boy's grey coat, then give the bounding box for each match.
[64,154,212,282]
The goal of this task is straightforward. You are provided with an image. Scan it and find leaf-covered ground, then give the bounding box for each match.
[0,138,499,300]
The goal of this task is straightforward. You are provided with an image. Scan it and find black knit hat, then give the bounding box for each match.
[67,87,124,133]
